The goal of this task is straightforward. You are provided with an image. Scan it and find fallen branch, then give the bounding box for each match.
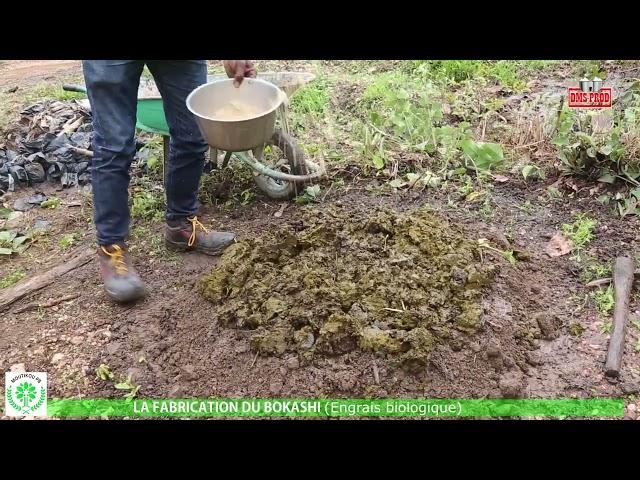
[13,293,81,314]
[604,256,635,378]
[0,248,94,313]
[586,278,613,288]
[585,271,640,288]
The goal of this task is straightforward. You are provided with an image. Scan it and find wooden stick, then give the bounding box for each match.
[61,116,85,136]
[586,271,640,288]
[250,351,259,368]
[604,256,635,377]
[67,145,94,157]
[13,293,81,314]
[372,361,380,384]
[0,248,94,313]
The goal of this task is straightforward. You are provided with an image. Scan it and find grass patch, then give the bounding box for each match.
[24,82,85,103]
[599,320,613,334]
[59,232,81,250]
[406,60,561,91]
[354,70,504,180]
[579,259,612,284]
[592,284,615,316]
[289,76,331,129]
[131,190,165,221]
[562,213,597,261]
[0,270,25,289]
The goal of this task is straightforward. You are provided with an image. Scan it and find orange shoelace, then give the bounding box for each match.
[187,216,209,247]
[100,244,128,275]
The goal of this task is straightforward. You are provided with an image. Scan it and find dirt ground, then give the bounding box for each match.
[0,61,81,88]
[1,60,639,419]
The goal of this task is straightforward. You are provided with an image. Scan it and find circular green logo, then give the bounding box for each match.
[7,381,45,415]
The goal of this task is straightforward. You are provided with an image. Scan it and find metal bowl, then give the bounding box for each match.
[186,78,285,152]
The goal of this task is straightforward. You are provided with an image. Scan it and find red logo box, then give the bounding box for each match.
[568,87,612,108]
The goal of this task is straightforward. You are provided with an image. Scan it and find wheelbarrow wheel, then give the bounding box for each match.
[253,130,308,200]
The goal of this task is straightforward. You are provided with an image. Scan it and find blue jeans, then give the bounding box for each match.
[82,60,208,246]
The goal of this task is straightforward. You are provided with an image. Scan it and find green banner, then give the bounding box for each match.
[45,398,625,418]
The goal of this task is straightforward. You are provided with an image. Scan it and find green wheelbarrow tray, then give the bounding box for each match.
[135,98,170,136]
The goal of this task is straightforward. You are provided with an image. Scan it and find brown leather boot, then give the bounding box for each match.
[97,243,148,303]
[165,216,236,256]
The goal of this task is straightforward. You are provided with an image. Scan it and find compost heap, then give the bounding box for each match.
[200,205,498,372]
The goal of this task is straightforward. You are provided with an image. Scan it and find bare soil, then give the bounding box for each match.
[1,60,639,419]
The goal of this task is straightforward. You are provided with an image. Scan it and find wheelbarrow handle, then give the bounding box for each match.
[62,84,87,94]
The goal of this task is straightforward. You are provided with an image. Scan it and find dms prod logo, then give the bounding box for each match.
[568,76,612,108]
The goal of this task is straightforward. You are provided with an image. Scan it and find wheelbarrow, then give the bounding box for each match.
[62,71,324,199]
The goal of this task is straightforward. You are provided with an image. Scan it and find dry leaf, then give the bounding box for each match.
[486,85,503,94]
[492,174,509,183]
[273,203,287,218]
[545,232,574,257]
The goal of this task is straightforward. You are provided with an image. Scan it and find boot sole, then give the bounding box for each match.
[164,237,227,256]
[105,285,148,303]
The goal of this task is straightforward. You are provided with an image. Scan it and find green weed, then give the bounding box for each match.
[592,285,615,316]
[0,270,25,289]
[59,232,81,250]
[562,213,597,260]
[131,190,165,221]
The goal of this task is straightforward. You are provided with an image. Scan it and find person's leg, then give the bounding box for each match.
[83,60,144,245]
[146,60,235,255]
[83,60,147,302]
[146,60,207,220]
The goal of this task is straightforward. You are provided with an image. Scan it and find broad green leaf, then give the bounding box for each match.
[597,172,616,184]
[372,154,385,170]
[406,173,420,183]
[0,208,12,219]
[503,251,517,265]
[522,165,539,181]
[0,231,17,243]
[598,145,613,156]
[623,165,640,180]
[12,236,29,247]
[305,185,321,198]
[147,155,159,170]
[461,139,504,172]
[424,172,441,188]
[0,247,13,255]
